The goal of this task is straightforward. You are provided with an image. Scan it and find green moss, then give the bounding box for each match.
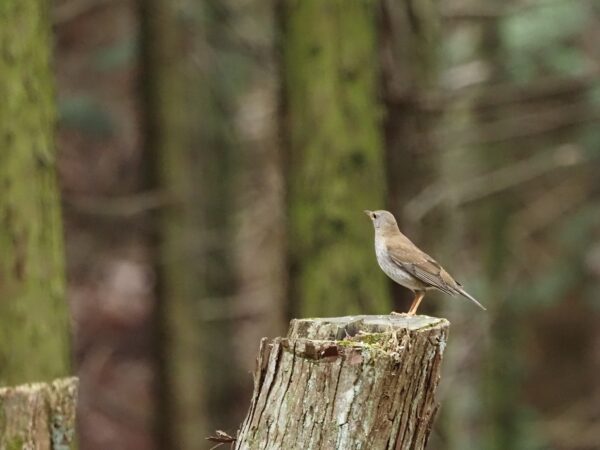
[338,333,386,348]
[339,332,394,353]
[0,0,70,383]
[283,0,390,317]
[0,400,5,432]
[6,437,25,450]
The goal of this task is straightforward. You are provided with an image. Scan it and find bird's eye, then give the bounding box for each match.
[372,213,378,219]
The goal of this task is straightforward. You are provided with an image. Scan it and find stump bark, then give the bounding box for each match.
[235,315,449,450]
[0,377,77,449]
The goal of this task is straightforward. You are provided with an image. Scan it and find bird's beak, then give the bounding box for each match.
[364,210,373,218]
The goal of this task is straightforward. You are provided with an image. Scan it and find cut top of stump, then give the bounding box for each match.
[288,314,449,341]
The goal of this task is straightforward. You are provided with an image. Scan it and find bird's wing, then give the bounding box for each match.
[386,241,458,296]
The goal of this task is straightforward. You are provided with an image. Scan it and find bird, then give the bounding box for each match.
[364,209,485,315]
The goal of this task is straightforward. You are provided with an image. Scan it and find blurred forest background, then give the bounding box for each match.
[1,0,600,449]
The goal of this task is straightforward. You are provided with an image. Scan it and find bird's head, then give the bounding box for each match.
[364,209,399,234]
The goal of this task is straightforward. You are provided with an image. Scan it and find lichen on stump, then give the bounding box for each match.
[235,315,449,450]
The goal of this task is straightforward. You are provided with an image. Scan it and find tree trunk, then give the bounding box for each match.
[378,0,440,312]
[236,315,449,450]
[0,0,70,385]
[478,16,522,450]
[139,2,197,446]
[281,0,391,317]
[0,378,77,449]
[140,0,248,445]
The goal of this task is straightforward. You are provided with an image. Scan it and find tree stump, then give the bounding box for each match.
[235,315,449,450]
[0,377,77,449]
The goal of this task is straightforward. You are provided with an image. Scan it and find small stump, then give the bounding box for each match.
[0,377,77,449]
[235,315,449,450]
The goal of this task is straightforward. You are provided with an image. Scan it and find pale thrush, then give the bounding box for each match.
[365,209,485,315]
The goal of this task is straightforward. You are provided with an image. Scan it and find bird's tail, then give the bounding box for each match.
[458,288,486,311]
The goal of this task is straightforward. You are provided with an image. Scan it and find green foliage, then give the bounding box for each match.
[503,2,586,51]
[501,1,590,81]
[6,437,24,450]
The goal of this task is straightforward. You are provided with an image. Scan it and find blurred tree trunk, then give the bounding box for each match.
[435,8,523,449]
[378,0,440,312]
[0,0,70,385]
[282,0,390,317]
[431,13,524,450]
[478,19,523,450]
[140,1,198,445]
[232,4,286,374]
[435,74,482,450]
[433,16,485,450]
[141,1,247,447]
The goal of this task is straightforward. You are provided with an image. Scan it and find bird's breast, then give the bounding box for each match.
[374,236,426,291]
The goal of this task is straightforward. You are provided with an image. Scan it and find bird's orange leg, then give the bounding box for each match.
[407,291,425,316]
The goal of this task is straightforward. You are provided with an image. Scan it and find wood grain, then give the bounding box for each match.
[236,315,449,450]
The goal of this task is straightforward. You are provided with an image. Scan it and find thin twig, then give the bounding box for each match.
[512,180,590,239]
[53,0,123,26]
[442,0,588,21]
[63,190,173,218]
[206,429,236,450]
[389,73,596,113]
[435,102,598,147]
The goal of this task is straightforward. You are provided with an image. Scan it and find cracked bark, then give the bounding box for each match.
[0,378,77,449]
[236,315,449,450]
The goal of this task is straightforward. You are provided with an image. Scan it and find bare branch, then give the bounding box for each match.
[436,102,599,147]
[404,145,587,221]
[53,0,124,27]
[63,190,173,218]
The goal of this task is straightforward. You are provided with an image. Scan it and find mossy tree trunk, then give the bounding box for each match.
[282,0,390,317]
[0,0,70,385]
